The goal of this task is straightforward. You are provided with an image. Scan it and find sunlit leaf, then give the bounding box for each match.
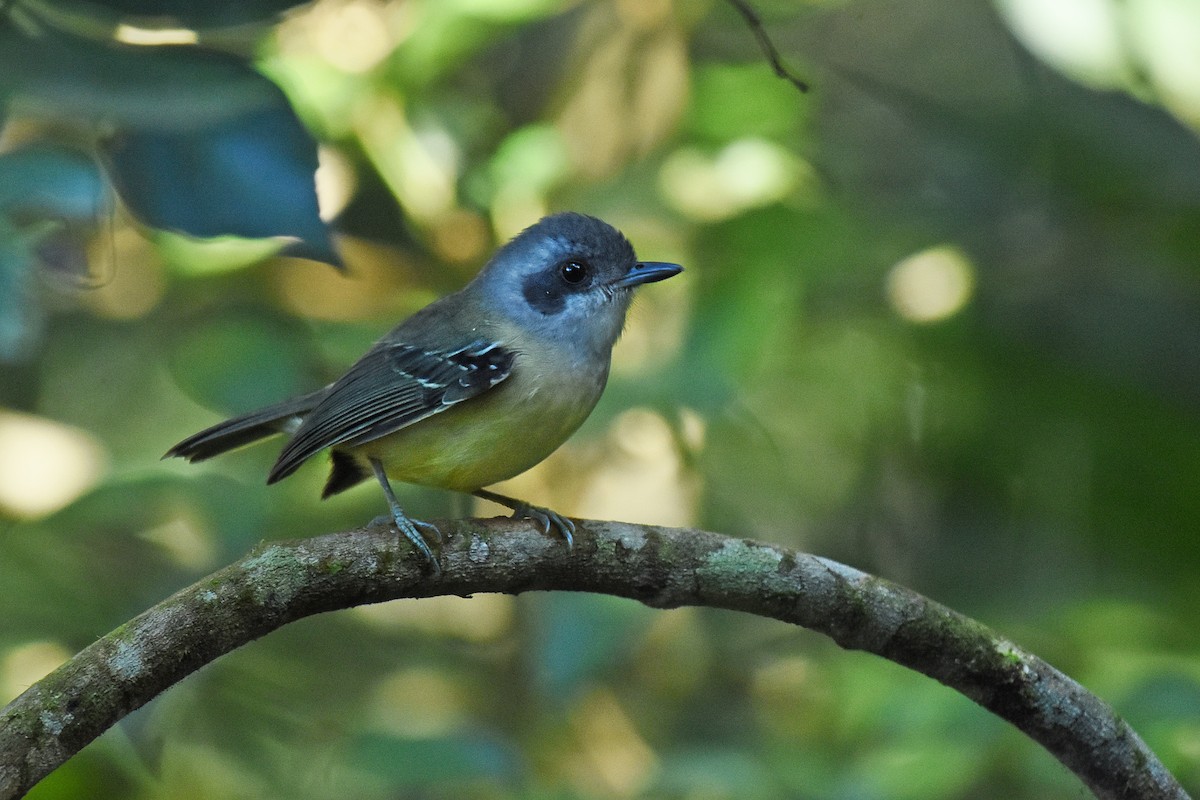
[388,0,564,87]
[686,63,808,143]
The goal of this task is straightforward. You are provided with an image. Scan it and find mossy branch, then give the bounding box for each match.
[0,520,1188,800]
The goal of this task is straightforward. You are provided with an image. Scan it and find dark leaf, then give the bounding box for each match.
[0,19,280,129]
[104,100,339,265]
[43,0,314,29]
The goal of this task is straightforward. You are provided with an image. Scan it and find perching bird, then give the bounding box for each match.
[166,213,682,573]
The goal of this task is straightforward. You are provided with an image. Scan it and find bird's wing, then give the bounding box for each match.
[267,340,514,482]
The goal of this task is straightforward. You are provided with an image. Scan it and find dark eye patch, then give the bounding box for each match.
[522,269,566,315]
[522,258,595,315]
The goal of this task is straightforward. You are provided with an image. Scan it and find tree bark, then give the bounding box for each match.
[0,519,1189,800]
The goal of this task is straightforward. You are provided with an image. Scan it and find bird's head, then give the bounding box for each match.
[475,213,681,358]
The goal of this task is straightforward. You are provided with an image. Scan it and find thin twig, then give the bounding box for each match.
[725,0,810,93]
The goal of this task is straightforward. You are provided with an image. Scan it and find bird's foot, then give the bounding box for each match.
[411,517,443,544]
[367,458,442,573]
[472,489,575,548]
[515,503,575,549]
[376,510,442,575]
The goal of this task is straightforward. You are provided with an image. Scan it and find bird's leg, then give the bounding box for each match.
[370,458,442,573]
[472,488,575,549]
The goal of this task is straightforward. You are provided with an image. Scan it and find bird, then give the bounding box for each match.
[166,212,682,573]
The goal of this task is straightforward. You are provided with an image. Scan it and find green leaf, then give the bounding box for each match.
[0,19,278,129]
[42,0,314,29]
[686,63,808,143]
[104,101,337,265]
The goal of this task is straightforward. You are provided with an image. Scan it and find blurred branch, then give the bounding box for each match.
[725,0,810,93]
[0,521,1187,800]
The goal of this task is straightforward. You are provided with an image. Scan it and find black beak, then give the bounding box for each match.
[614,261,683,288]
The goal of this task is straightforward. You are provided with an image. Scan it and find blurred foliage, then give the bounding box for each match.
[2,0,1200,798]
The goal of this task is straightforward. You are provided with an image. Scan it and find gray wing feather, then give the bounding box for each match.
[267,340,513,482]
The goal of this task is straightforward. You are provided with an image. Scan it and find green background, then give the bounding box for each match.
[1,0,1199,797]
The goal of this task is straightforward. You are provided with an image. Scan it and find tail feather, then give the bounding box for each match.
[165,389,326,462]
[321,450,369,497]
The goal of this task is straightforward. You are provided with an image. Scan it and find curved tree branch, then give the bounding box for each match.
[0,520,1188,800]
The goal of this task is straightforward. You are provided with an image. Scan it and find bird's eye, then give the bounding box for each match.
[560,260,588,284]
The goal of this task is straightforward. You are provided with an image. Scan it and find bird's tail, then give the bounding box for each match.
[165,389,327,462]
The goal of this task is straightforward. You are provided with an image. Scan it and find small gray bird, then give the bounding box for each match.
[167,213,682,572]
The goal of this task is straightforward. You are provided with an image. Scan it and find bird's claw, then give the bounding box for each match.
[371,513,442,546]
[384,511,442,575]
[472,489,574,549]
[511,503,575,549]
[412,517,443,544]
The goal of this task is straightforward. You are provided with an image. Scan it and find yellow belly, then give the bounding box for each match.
[347,360,605,492]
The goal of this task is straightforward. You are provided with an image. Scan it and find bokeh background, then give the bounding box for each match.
[2,0,1199,797]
